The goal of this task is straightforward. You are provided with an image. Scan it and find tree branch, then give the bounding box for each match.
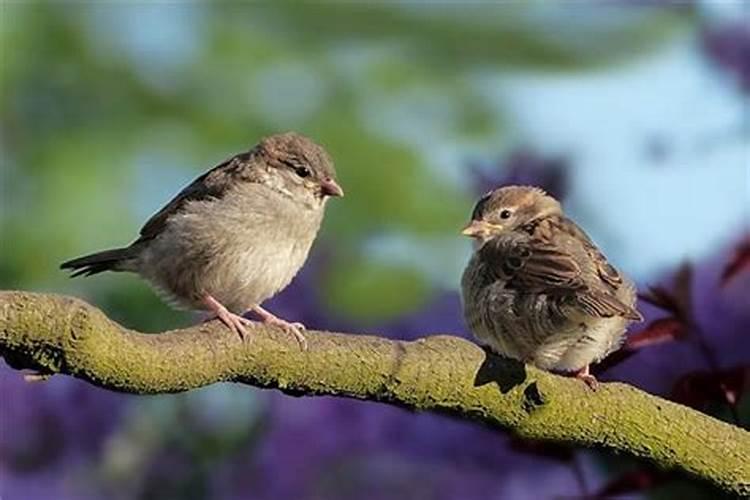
[1,291,748,495]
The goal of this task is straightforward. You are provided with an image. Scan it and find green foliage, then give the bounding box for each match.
[326,260,429,322]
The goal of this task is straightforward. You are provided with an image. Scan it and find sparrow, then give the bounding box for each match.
[460,185,642,388]
[61,132,343,346]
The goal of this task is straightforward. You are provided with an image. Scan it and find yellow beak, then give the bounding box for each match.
[461,220,499,238]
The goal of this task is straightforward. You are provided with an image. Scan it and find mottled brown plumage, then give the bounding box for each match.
[460,186,642,388]
[61,132,343,344]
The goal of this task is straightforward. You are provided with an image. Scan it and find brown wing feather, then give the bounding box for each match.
[481,232,640,321]
[554,216,623,289]
[137,153,251,242]
[575,289,642,320]
[479,236,584,291]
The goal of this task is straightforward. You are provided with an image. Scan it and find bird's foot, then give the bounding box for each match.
[202,295,253,339]
[252,305,307,350]
[574,365,599,391]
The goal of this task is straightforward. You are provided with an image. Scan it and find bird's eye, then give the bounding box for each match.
[500,209,512,219]
[294,166,311,178]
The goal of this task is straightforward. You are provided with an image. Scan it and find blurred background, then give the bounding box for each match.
[1,1,748,499]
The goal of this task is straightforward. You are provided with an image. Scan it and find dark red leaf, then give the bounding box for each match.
[671,366,749,411]
[508,437,573,462]
[639,263,693,321]
[594,318,687,375]
[639,286,680,314]
[591,468,666,499]
[672,263,693,314]
[625,317,687,349]
[592,349,637,374]
[721,236,750,287]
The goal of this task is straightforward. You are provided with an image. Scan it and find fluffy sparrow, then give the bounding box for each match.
[61,132,343,345]
[460,185,641,388]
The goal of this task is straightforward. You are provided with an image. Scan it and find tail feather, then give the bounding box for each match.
[60,247,134,277]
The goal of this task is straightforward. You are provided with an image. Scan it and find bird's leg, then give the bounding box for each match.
[574,365,599,390]
[251,305,307,350]
[202,294,253,339]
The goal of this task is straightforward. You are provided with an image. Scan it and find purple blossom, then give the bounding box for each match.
[0,362,129,500]
[379,291,467,341]
[469,149,570,200]
[703,22,750,93]
[221,395,598,500]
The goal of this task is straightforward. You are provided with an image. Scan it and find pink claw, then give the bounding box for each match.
[574,365,599,391]
[203,295,253,339]
[252,305,308,350]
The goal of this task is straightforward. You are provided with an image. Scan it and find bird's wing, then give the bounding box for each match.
[480,236,583,290]
[480,235,640,320]
[554,217,624,290]
[136,153,251,242]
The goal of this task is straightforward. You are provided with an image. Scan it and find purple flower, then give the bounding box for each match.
[703,22,750,93]
[379,291,467,341]
[0,361,129,499]
[469,149,569,200]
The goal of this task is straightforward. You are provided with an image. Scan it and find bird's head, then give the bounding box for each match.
[257,132,344,205]
[462,185,561,243]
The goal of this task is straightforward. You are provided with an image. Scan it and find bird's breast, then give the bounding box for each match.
[202,190,323,310]
[139,184,324,312]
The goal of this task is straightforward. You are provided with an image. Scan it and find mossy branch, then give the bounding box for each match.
[1,291,748,495]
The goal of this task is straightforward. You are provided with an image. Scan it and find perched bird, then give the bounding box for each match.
[460,185,641,388]
[61,132,343,345]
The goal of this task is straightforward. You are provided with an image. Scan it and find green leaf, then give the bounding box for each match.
[325,260,429,322]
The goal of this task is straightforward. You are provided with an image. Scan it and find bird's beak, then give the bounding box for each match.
[320,177,344,198]
[461,220,496,238]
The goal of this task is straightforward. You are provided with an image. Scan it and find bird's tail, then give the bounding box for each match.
[60,247,136,277]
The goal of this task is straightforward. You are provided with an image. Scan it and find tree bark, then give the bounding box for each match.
[1,291,748,495]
